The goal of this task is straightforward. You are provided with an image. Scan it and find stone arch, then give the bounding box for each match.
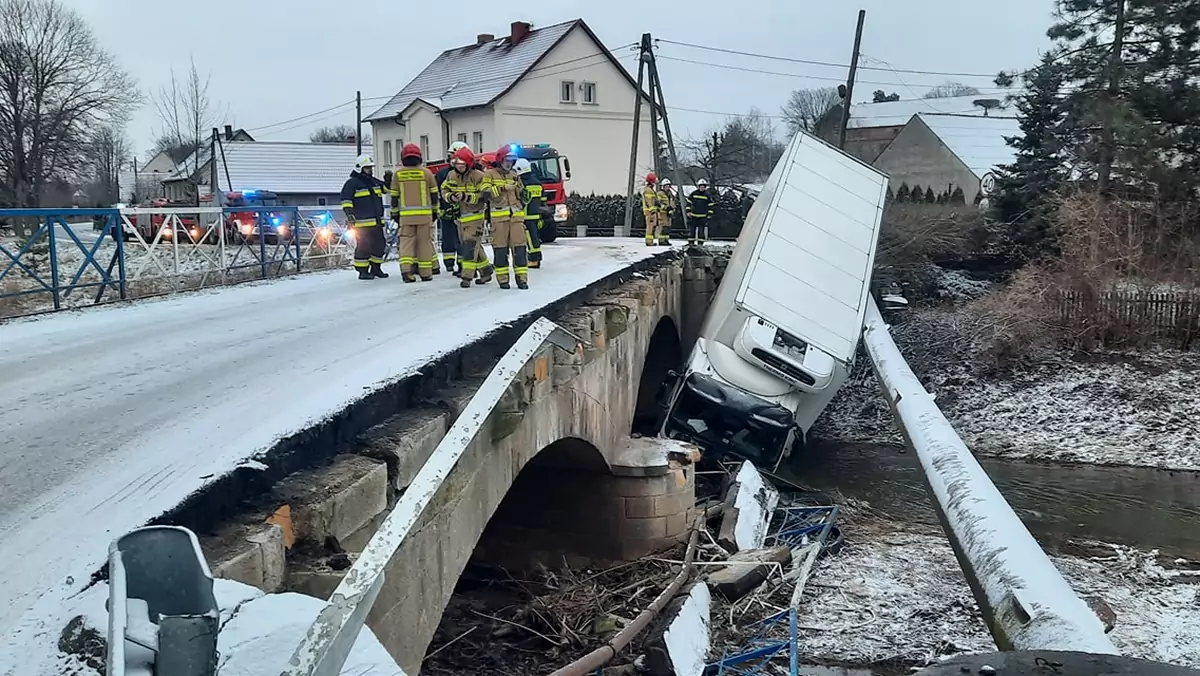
[631,316,684,436]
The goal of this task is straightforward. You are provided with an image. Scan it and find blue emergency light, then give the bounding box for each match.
[242,190,257,196]
[271,216,281,226]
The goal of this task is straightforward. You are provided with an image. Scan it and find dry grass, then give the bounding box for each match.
[874,204,984,297]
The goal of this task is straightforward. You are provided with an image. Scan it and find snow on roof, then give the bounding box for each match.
[849,92,1022,128]
[918,113,1022,178]
[164,141,373,194]
[365,20,579,122]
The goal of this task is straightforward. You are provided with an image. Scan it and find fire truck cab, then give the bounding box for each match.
[224,190,289,244]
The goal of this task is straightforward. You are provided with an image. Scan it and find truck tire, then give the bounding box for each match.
[541,220,558,244]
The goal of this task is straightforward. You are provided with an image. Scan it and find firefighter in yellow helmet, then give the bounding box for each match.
[441,146,494,288]
[340,154,389,279]
[483,145,529,289]
[389,143,439,282]
[642,172,660,246]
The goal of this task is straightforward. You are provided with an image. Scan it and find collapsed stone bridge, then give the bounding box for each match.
[199,251,728,674]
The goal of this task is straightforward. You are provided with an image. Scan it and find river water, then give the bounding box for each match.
[785,441,1200,560]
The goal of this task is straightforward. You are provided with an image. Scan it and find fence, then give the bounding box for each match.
[0,206,399,320]
[861,299,1118,654]
[1058,288,1200,346]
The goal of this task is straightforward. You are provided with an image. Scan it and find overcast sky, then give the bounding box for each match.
[66,0,1055,156]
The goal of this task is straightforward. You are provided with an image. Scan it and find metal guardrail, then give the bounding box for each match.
[0,206,400,319]
[861,299,1119,654]
[282,317,586,676]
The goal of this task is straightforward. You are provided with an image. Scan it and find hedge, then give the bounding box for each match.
[561,191,751,239]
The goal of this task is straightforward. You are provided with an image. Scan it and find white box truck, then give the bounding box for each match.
[661,129,889,471]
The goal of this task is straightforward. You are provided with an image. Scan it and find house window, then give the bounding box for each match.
[420,135,429,160]
[456,132,468,144]
[383,141,393,166]
[582,82,597,104]
[560,80,575,103]
[318,197,327,206]
[472,131,484,153]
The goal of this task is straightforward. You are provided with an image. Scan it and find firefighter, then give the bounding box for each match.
[514,158,544,269]
[389,143,439,282]
[656,177,674,246]
[436,142,469,276]
[340,154,388,279]
[441,146,493,288]
[686,178,713,246]
[642,172,660,246]
[483,146,529,289]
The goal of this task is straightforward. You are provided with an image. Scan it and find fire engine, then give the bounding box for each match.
[223,190,290,244]
[426,143,571,242]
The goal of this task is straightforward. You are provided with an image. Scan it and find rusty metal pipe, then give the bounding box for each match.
[548,516,704,676]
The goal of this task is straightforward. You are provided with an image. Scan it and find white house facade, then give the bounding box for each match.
[367,19,654,197]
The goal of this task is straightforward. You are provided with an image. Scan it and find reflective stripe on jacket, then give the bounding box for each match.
[389,167,440,225]
[656,188,672,213]
[340,171,386,225]
[641,186,658,212]
[523,179,544,223]
[687,190,712,219]
[441,168,489,221]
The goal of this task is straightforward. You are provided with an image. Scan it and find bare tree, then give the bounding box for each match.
[0,0,138,207]
[85,124,129,204]
[780,87,842,134]
[923,81,982,99]
[310,124,369,144]
[678,108,784,185]
[151,56,226,179]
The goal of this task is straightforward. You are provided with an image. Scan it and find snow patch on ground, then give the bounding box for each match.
[36,579,400,676]
[814,307,1200,470]
[935,268,998,302]
[794,518,1200,669]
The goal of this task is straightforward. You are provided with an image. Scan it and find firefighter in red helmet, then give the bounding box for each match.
[483,145,529,289]
[441,146,494,287]
[389,143,440,282]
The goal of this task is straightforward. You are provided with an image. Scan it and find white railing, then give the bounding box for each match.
[861,299,1118,654]
[281,317,586,676]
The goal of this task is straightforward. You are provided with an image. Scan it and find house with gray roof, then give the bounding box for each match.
[872,112,1022,204]
[366,18,654,196]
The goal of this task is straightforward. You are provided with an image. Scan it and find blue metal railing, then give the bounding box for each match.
[0,206,368,320]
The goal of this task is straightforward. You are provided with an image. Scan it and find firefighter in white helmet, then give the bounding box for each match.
[686,178,713,246]
[340,154,389,279]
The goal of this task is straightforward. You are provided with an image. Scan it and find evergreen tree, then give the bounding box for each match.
[886,185,895,202]
[908,184,923,203]
[993,52,1068,234]
[924,187,936,203]
[895,183,911,203]
[950,186,966,205]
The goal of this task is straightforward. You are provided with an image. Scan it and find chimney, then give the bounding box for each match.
[476,33,494,45]
[224,124,234,140]
[510,21,531,46]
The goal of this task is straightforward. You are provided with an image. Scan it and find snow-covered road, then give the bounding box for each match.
[0,238,669,671]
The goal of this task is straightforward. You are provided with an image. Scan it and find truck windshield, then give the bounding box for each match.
[530,158,560,182]
[664,373,792,469]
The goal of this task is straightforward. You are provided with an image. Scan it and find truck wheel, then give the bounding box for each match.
[541,220,558,243]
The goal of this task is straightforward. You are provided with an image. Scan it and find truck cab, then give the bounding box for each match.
[661,130,890,471]
[224,190,287,243]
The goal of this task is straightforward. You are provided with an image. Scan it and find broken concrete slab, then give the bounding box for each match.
[609,436,695,477]
[644,582,711,676]
[717,461,779,553]
[707,547,792,602]
[272,454,388,546]
[204,522,287,593]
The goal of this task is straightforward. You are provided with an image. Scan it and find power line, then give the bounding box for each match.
[244,100,356,133]
[656,54,1014,91]
[655,38,1001,79]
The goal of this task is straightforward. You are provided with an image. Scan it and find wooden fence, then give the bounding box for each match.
[1058,289,1200,348]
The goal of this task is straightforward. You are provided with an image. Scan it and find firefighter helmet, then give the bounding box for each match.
[447,141,468,157]
[400,143,422,162]
[513,158,532,175]
[660,177,672,187]
[697,178,709,188]
[452,146,475,167]
[646,172,657,184]
[354,154,375,170]
[494,145,514,164]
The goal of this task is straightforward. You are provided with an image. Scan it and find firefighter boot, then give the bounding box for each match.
[369,262,390,279]
[516,275,528,290]
[357,267,373,280]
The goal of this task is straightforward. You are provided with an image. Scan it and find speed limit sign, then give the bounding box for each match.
[980,172,997,196]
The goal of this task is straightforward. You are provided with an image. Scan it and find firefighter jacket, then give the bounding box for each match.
[522,175,545,224]
[441,167,489,224]
[435,165,458,219]
[687,189,713,220]
[389,166,440,226]
[656,187,673,214]
[484,167,526,220]
[340,171,387,226]
[641,185,658,213]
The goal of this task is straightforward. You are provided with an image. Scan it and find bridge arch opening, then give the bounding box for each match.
[631,316,684,436]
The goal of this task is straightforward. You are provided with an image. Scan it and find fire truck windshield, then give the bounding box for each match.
[529,158,560,181]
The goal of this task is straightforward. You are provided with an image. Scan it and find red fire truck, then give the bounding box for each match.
[426,143,571,242]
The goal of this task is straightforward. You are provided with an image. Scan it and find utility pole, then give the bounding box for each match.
[624,33,689,238]
[356,91,363,156]
[837,10,867,151]
[208,128,219,207]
